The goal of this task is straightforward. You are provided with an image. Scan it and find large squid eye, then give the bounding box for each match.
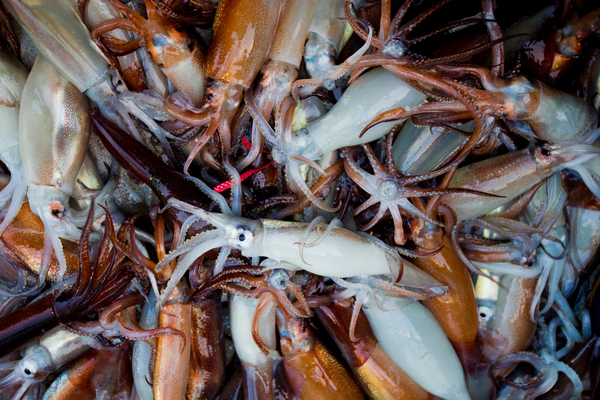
[234,227,255,249]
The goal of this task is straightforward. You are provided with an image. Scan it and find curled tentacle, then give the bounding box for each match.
[292,26,374,98]
[99,292,186,345]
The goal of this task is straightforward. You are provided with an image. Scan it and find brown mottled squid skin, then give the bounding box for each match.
[481,275,537,364]
[187,291,226,400]
[153,231,192,400]
[442,146,568,221]
[411,228,479,369]
[42,344,133,400]
[278,311,365,400]
[316,303,431,400]
[0,200,78,281]
[153,282,192,400]
[207,0,282,87]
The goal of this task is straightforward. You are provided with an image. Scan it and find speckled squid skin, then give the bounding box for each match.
[442,146,567,221]
[278,312,365,400]
[42,344,133,400]
[153,281,192,400]
[19,55,91,198]
[2,0,110,92]
[411,232,479,358]
[187,291,226,400]
[316,303,431,400]
[481,275,537,363]
[206,0,283,87]
[268,0,317,68]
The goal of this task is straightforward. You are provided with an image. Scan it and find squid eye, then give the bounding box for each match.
[24,368,31,375]
[540,147,551,157]
[51,209,61,217]
[238,233,246,242]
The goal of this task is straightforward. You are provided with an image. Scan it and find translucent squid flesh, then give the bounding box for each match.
[442,143,600,221]
[303,0,353,88]
[19,55,91,282]
[392,119,469,176]
[0,44,28,236]
[2,0,174,155]
[132,290,158,400]
[229,293,279,400]
[290,67,427,160]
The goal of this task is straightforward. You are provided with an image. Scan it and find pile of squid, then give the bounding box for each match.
[1,0,600,399]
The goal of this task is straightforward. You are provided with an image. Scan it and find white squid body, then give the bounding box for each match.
[362,293,471,400]
[298,67,428,159]
[161,199,445,301]
[392,119,470,176]
[0,45,29,235]
[19,55,91,281]
[229,293,280,398]
[252,220,439,290]
[3,0,173,153]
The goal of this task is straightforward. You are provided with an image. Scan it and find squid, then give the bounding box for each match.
[252,67,427,211]
[276,305,365,399]
[19,55,91,282]
[2,0,175,157]
[0,45,28,237]
[441,143,600,222]
[0,205,136,357]
[237,0,319,170]
[229,293,280,399]
[361,62,599,153]
[164,0,283,172]
[301,0,353,90]
[344,0,494,79]
[156,196,447,305]
[316,301,431,400]
[333,275,471,400]
[80,0,150,92]
[0,326,100,399]
[42,343,133,399]
[90,0,206,105]
[344,133,499,245]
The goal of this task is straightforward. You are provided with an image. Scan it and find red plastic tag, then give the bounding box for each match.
[214,160,275,193]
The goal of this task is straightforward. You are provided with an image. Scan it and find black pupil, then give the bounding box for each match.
[51,209,60,216]
[238,234,246,242]
[24,368,31,375]
[541,148,550,157]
